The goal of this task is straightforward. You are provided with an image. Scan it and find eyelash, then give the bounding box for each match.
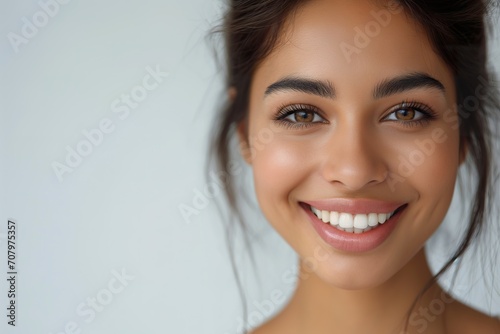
[273,103,327,129]
[383,100,438,128]
[272,101,438,129]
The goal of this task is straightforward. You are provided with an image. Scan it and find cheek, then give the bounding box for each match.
[250,135,325,251]
[389,127,460,237]
[250,136,315,236]
[391,128,460,193]
[252,138,308,204]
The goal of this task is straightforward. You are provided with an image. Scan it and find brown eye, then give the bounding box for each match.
[384,103,428,123]
[294,110,315,122]
[394,108,416,120]
[275,104,327,129]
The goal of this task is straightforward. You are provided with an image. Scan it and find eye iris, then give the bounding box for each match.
[396,108,415,120]
[295,111,314,122]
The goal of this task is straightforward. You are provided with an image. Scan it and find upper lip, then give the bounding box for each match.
[302,198,406,214]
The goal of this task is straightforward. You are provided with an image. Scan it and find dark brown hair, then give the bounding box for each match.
[206,0,500,332]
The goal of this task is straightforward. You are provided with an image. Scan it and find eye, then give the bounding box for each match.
[284,110,323,123]
[273,104,327,129]
[385,107,422,121]
[383,101,437,127]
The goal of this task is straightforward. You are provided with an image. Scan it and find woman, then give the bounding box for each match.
[208,0,500,333]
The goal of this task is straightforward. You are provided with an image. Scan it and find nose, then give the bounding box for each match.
[320,123,388,191]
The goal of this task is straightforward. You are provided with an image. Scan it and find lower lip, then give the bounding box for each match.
[301,202,405,253]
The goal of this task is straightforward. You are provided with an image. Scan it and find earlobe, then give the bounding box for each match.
[237,121,253,165]
[228,86,237,102]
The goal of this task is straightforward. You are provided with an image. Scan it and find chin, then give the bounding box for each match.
[305,258,399,291]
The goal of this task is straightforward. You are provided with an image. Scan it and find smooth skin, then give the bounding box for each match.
[235,0,500,333]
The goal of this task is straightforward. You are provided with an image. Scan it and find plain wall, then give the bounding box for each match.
[1,1,499,333]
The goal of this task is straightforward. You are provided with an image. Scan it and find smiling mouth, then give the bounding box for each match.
[308,204,407,233]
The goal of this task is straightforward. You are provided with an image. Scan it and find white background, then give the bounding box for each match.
[1,1,499,333]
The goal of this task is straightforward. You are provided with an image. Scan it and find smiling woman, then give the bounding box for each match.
[207,0,500,333]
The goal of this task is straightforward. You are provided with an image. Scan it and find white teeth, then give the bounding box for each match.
[312,206,320,216]
[368,213,379,226]
[338,213,353,228]
[353,214,368,229]
[335,225,374,233]
[310,205,399,233]
[330,211,339,226]
[321,210,330,223]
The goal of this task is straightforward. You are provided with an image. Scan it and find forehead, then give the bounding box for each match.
[251,0,454,100]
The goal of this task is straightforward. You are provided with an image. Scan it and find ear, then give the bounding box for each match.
[230,87,253,165]
[237,120,253,165]
[228,86,237,102]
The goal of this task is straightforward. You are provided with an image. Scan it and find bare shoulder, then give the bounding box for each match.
[249,300,500,334]
[445,300,500,334]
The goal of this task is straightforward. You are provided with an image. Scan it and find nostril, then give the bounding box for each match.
[320,153,390,191]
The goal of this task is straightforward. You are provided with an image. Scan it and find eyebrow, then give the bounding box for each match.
[263,72,445,100]
[373,72,445,99]
[264,76,335,99]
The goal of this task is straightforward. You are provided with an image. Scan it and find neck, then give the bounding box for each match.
[283,249,451,334]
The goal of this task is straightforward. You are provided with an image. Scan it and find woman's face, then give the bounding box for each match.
[238,0,461,289]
